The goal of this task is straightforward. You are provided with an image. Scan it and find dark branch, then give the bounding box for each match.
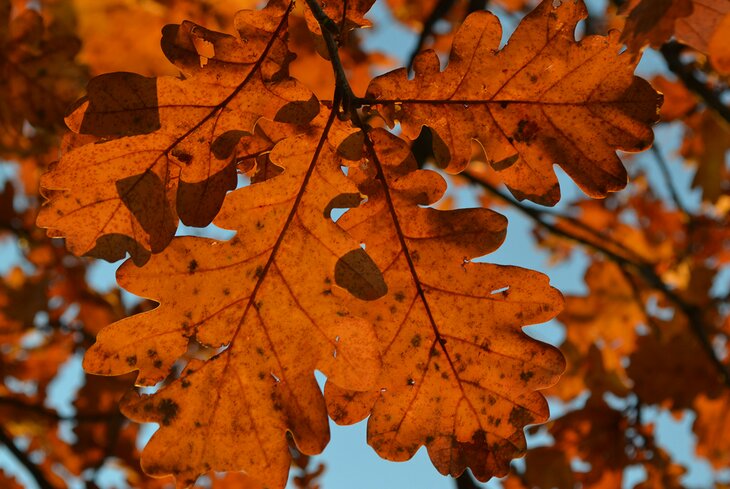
[407,0,458,70]
[0,426,56,489]
[303,0,357,114]
[661,42,730,125]
[463,169,730,389]
[650,143,690,216]
[0,396,120,422]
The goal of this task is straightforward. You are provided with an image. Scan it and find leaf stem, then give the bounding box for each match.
[303,0,358,115]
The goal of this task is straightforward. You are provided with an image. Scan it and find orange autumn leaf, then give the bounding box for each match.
[304,0,375,35]
[83,108,384,487]
[367,0,661,205]
[558,260,645,378]
[68,0,257,76]
[620,0,693,50]
[693,393,730,469]
[13,0,697,487]
[37,0,318,264]
[324,130,564,482]
[621,0,730,75]
[651,75,696,122]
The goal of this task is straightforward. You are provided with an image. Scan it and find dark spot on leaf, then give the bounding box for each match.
[158,398,179,426]
[188,260,198,273]
[509,406,534,427]
[126,355,137,366]
[520,371,534,382]
[513,119,539,144]
[411,334,422,347]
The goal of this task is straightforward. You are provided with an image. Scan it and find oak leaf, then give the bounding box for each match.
[83,108,384,488]
[621,0,730,74]
[620,0,693,50]
[324,130,564,481]
[304,0,375,35]
[367,0,661,205]
[38,0,318,264]
[68,0,257,76]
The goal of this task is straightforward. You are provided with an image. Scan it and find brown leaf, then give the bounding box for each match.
[37,0,318,264]
[325,130,564,481]
[83,108,383,488]
[367,0,661,205]
[620,0,693,50]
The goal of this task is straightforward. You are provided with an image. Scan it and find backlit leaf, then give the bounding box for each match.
[367,0,661,205]
[325,130,564,481]
[83,108,384,487]
[38,0,318,264]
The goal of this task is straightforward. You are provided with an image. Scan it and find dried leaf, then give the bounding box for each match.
[367,0,661,205]
[38,1,318,264]
[83,108,383,487]
[325,130,564,481]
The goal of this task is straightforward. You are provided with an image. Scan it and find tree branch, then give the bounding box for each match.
[462,169,730,389]
[304,0,357,114]
[407,0,458,70]
[650,143,690,217]
[661,42,730,125]
[0,396,120,422]
[0,426,55,489]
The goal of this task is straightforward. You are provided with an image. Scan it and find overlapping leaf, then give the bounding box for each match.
[621,0,730,74]
[83,108,385,488]
[324,129,564,481]
[38,0,318,264]
[367,0,661,205]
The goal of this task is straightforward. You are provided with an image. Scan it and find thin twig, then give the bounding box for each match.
[0,396,120,422]
[304,0,357,114]
[661,42,730,125]
[0,426,56,489]
[463,170,730,389]
[407,0,458,70]
[306,0,730,400]
[650,142,690,216]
